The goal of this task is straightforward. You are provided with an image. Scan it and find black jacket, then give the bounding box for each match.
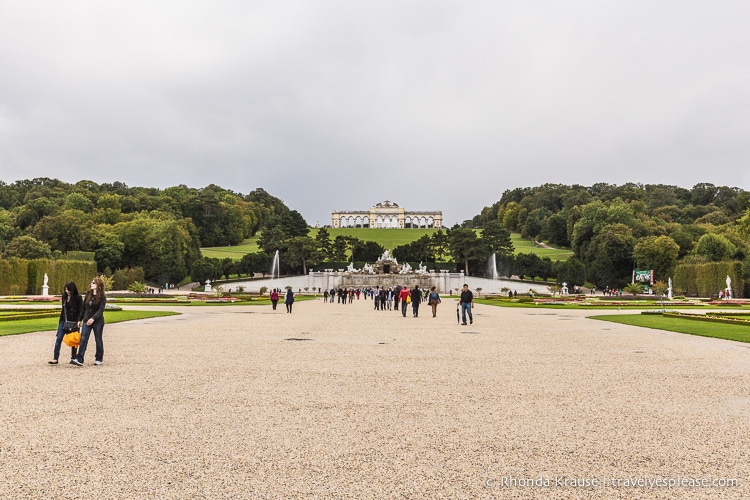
[59,294,83,323]
[80,294,107,324]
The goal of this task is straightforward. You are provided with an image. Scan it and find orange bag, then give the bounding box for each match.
[63,331,81,348]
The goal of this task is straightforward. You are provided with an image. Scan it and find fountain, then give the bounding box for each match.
[271,250,280,279]
[487,253,498,280]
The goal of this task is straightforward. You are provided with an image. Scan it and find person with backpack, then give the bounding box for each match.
[427,286,441,318]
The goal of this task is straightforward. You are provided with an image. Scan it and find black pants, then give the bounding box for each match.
[286,302,293,313]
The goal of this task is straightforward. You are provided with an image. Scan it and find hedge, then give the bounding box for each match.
[673,261,744,298]
[0,258,97,295]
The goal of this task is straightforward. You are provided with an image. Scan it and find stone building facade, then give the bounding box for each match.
[331,200,443,228]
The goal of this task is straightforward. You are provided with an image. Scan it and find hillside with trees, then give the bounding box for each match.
[469,183,750,295]
[0,178,301,288]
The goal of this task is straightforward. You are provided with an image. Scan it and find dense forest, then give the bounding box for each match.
[467,182,750,292]
[0,178,304,285]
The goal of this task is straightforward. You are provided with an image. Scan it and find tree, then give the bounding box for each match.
[3,235,53,259]
[240,251,271,277]
[94,233,125,272]
[191,257,222,284]
[284,236,320,274]
[314,227,332,260]
[632,235,680,280]
[257,226,287,255]
[447,227,479,275]
[480,221,514,258]
[693,233,736,262]
[352,240,385,262]
[586,224,636,288]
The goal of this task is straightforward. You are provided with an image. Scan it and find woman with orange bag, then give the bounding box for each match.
[49,281,82,365]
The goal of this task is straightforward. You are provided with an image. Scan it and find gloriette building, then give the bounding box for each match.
[331,200,443,228]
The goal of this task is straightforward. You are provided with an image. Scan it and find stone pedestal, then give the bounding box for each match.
[41,285,49,296]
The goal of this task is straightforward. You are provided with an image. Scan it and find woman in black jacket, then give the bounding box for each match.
[49,281,82,365]
[72,276,107,367]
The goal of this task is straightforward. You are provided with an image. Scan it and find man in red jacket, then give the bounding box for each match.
[398,286,411,317]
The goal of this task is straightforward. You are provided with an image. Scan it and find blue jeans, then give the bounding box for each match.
[461,303,473,324]
[53,321,77,361]
[76,320,104,363]
[401,301,408,316]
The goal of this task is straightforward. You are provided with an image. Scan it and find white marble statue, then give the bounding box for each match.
[204,279,212,292]
[561,282,568,295]
[726,275,732,298]
[362,262,374,274]
[346,261,356,273]
[400,262,413,274]
[43,273,49,286]
[380,250,391,261]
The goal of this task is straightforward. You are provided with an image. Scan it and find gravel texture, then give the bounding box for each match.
[1,297,748,499]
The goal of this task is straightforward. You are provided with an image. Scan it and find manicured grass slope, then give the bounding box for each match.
[201,229,573,261]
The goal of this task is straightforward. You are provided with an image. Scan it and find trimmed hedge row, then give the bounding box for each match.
[673,261,744,298]
[0,311,59,322]
[657,311,750,326]
[0,258,97,295]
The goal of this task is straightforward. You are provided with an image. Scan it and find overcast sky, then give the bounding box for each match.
[1,1,749,227]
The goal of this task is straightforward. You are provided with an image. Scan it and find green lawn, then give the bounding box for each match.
[201,229,573,262]
[589,314,750,343]
[0,310,180,337]
[201,237,260,259]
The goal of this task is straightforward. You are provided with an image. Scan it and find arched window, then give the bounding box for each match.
[340,216,346,228]
[427,216,434,227]
[348,216,355,227]
[363,216,370,228]
[355,216,362,228]
[405,216,412,228]
[376,216,383,228]
[419,216,426,228]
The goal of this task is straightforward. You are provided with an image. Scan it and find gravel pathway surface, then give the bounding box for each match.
[1,297,748,498]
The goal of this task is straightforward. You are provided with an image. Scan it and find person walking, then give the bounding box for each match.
[49,281,82,365]
[459,283,474,325]
[270,289,279,310]
[285,288,295,313]
[411,285,422,317]
[72,276,107,366]
[428,286,441,318]
[398,286,411,317]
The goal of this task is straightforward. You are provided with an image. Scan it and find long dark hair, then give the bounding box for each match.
[85,276,107,304]
[63,281,80,302]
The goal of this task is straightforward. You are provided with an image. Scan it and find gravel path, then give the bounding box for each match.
[1,297,748,498]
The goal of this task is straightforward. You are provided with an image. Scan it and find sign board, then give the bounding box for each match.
[633,269,653,285]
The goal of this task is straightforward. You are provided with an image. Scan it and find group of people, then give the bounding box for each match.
[49,276,107,367]
[269,288,295,313]
[320,285,460,319]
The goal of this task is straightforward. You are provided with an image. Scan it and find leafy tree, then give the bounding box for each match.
[191,257,222,285]
[284,236,320,274]
[480,221,514,257]
[632,235,680,280]
[331,235,349,261]
[314,227,332,260]
[585,224,636,287]
[94,233,125,272]
[240,251,271,277]
[257,226,287,254]
[447,226,479,275]
[352,240,385,262]
[693,233,736,262]
[3,235,53,259]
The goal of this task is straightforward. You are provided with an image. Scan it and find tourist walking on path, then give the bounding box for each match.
[411,285,422,317]
[428,287,441,318]
[398,286,411,317]
[72,277,107,366]
[270,289,279,310]
[285,288,295,313]
[49,281,82,365]
[459,284,474,325]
